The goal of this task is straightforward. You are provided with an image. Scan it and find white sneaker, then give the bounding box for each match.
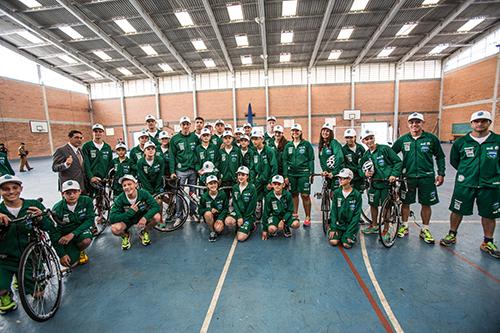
[190,214,199,222]
[173,218,182,227]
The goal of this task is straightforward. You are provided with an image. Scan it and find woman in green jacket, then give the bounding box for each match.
[268,125,288,176]
[199,175,229,242]
[318,123,345,190]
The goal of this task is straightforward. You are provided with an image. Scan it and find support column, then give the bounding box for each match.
[307,69,312,141]
[393,63,402,141]
[37,65,54,154]
[154,78,160,120]
[86,84,94,125]
[492,52,500,130]
[119,82,128,147]
[192,75,197,119]
[350,66,356,129]
[438,62,445,139]
[232,74,237,127]
[265,75,269,122]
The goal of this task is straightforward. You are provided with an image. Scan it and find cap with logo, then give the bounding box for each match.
[144,141,156,149]
[92,123,104,131]
[267,116,277,122]
[235,127,243,135]
[115,143,128,150]
[361,129,375,140]
[337,168,354,179]
[159,131,170,139]
[204,122,213,128]
[206,175,218,184]
[179,116,191,124]
[139,129,149,138]
[240,135,250,141]
[119,174,137,184]
[215,119,225,126]
[62,180,81,192]
[274,125,284,133]
[203,161,215,173]
[145,114,156,122]
[408,112,424,121]
[225,124,233,130]
[237,166,250,175]
[251,129,264,138]
[344,129,357,137]
[201,128,211,136]
[243,123,252,128]
[321,123,333,131]
[271,175,285,184]
[0,175,22,186]
[291,123,302,132]
[470,110,492,122]
[223,130,233,138]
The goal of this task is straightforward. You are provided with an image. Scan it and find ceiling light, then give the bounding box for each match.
[17,30,43,44]
[58,26,83,40]
[429,43,449,55]
[241,55,252,65]
[281,31,294,44]
[159,63,173,72]
[117,67,133,76]
[191,39,207,51]
[227,3,244,21]
[457,17,485,33]
[328,50,342,60]
[114,19,137,34]
[174,10,194,27]
[282,0,297,17]
[396,23,417,36]
[350,0,369,12]
[337,27,354,40]
[421,0,440,6]
[377,47,396,57]
[235,34,249,47]
[86,71,103,79]
[279,53,291,62]
[18,0,42,8]
[140,45,158,56]
[58,54,78,64]
[93,50,112,60]
[203,58,216,68]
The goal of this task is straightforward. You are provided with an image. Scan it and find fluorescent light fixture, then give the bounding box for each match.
[241,55,252,65]
[350,0,369,12]
[191,39,207,51]
[457,17,485,33]
[159,63,173,72]
[328,50,342,60]
[282,0,297,17]
[140,44,158,56]
[203,58,216,68]
[58,26,83,40]
[337,27,354,40]
[18,0,42,8]
[114,18,137,33]
[227,3,244,21]
[117,67,133,76]
[377,47,396,57]
[421,0,440,6]
[174,10,194,27]
[93,50,112,60]
[86,71,103,79]
[281,31,294,44]
[396,23,417,36]
[279,53,291,62]
[429,43,449,55]
[17,30,43,44]
[235,34,249,47]
[58,54,78,64]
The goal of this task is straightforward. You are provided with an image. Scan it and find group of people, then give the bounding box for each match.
[0,142,33,175]
[0,109,498,316]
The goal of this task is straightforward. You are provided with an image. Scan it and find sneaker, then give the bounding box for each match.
[190,214,199,223]
[397,225,409,238]
[140,230,151,246]
[12,275,18,291]
[173,218,183,228]
[439,233,457,247]
[362,225,379,234]
[283,225,292,238]
[78,251,89,265]
[121,233,131,250]
[209,231,218,242]
[156,222,167,230]
[420,228,435,244]
[303,218,311,228]
[28,167,34,171]
[480,241,500,259]
[381,231,391,243]
[0,293,17,314]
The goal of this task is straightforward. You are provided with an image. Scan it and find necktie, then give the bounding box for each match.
[76,149,83,166]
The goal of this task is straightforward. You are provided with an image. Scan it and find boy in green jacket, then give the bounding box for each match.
[225,166,257,242]
[112,143,135,196]
[250,129,278,201]
[359,129,402,234]
[51,180,94,267]
[158,131,171,178]
[110,175,161,249]
[136,141,164,195]
[129,130,150,166]
[199,175,229,242]
[342,129,366,191]
[239,135,254,167]
[262,175,300,240]
[0,150,14,177]
[318,123,345,190]
[219,131,242,188]
[195,128,221,182]
[329,169,362,249]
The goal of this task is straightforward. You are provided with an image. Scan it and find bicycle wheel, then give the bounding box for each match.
[92,196,110,237]
[321,191,331,235]
[18,241,62,322]
[361,210,372,225]
[378,197,400,248]
[154,192,188,232]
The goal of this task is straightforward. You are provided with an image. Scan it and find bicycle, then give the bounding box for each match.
[311,173,333,235]
[91,169,114,237]
[0,209,70,321]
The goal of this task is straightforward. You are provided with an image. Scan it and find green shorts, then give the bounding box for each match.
[0,259,35,294]
[401,177,439,206]
[63,229,93,263]
[449,185,500,219]
[367,187,389,207]
[238,219,254,235]
[266,215,298,229]
[112,212,146,229]
[288,175,311,194]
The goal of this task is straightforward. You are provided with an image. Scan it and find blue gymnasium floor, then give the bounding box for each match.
[1,143,499,333]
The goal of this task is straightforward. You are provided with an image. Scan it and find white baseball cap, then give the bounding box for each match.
[139,129,149,138]
[144,141,156,149]
[92,123,104,131]
[62,180,81,192]
[119,174,137,184]
[240,135,250,141]
[203,161,215,173]
[145,114,156,122]
[204,122,213,128]
[274,125,284,133]
[408,112,424,121]
[159,131,170,139]
[223,130,233,138]
[225,124,233,130]
[337,168,354,179]
[470,110,492,122]
[237,166,250,175]
[291,123,302,132]
[201,128,211,136]
[215,119,225,125]
[0,174,22,187]
[267,116,277,122]
[321,123,333,131]
[243,123,252,128]
[271,175,285,184]
[206,175,218,184]
[235,127,243,135]
[179,116,191,124]
[115,143,128,150]
[361,129,375,140]
[251,129,264,138]
[344,129,357,137]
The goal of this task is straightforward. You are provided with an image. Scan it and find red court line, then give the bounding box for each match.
[339,247,395,333]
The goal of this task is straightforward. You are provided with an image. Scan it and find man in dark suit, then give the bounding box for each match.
[52,130,86,193]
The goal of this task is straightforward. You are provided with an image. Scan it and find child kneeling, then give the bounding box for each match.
[329,168,362,249]
[200,175,229,242]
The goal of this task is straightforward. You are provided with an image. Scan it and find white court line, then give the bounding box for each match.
[309,220,481,224]
[200,236,238,333]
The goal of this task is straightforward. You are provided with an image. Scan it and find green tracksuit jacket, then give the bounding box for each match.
[268,140,288,175]
[392,131,445,178]
[129,145,144,167]
[249,145,278,189]
[158,146,170,176]
[264,132,274,146]
[219,146,243,183]
[195,143,221,172]
[147,130,160,147]
[450,131,500,188]
[169,132,199,174]
[112,156,135,195]
[211,134,224,149]
[0,152,14,176]
[136,156,165,194]
[262,190,294,232]
[231,183,257,223]
[342,143,366,185]
[199,190,229,221]
[282,140,315,177]
[319,139,345,176]
[359,144,403,189]
[109,189,160,224]
[82,141,113,180]
[240,146,255,168]
[329,188,362,232]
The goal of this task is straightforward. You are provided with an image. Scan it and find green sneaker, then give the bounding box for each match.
[480,241,500,259]
[140,230,151,246]
[397,225,409,238]
[121,233,131,250]
[362,225,379,234]
[156,222,167,230]
[439,233,457,247]
[12,275,18,291]
[420,228,435,244]
[0,293,17,314]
